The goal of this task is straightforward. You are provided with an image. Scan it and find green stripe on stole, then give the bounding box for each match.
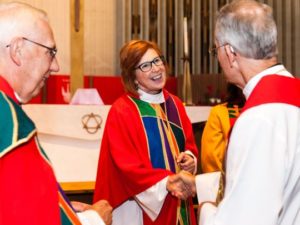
[0,92,15,153]
[132,98,157,116]
[60,211,74,225]
[0,92,35,155]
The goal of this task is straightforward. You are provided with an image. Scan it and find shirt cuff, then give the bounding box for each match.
[195,172,221,204]
[135,176,169,221]
[77,209,105,225]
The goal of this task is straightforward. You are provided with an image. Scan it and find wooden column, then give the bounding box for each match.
[70,0,84,95]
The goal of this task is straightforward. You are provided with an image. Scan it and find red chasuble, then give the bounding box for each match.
[94,90,198,225]
[0,76,80,225]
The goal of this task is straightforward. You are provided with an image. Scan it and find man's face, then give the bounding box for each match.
[215,41,243,87]
[18,20,59,103]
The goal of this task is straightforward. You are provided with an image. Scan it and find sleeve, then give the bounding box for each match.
[201,105,229,173]
[0,138,62,225]
[195,172,221,203]
[77,210,105,225]
[135,177,169,221]
[199,108,286,225]
[94,98,172,207]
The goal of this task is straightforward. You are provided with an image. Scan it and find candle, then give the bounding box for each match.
[183,17,188,56]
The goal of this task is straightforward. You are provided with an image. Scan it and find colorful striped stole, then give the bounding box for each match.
[131,95,191,225]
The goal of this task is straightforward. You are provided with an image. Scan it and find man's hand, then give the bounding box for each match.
[71,200,112,225]
[177,152,196,173]
[177,170,196,195]
[71,201,91,212]
[91,200,113,225]
[167,171,196,200]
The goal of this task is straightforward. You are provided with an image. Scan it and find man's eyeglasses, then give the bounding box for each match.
[208,43,228,57]
[135,56,165,72]
[6,37,57,58]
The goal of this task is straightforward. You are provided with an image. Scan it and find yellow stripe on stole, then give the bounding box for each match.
[160,104,181,171]
[3,93,18,143]
[152,104,187,224]
[152,104,172,171]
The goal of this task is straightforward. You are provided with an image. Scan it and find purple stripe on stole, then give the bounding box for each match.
[57,183,76,211]
[160,119,176,172]
[165,98,181,126]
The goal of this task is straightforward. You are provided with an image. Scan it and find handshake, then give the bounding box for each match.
[166,170,197,200]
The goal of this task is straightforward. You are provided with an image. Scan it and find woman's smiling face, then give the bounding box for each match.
[134,48,166,94]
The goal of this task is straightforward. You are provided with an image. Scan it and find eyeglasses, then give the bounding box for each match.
[208,43,228,57]
[22,37,57,58]
[6,37,57,58]
[135,56,165,72]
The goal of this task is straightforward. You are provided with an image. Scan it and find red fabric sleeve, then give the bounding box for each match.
[94,95,172,207]
[0,137,61,225]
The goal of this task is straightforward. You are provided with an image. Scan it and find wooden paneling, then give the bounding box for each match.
[70,0,84,94]
[84,0,117,75]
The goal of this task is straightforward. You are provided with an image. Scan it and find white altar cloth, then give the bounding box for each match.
[22,104,211,188]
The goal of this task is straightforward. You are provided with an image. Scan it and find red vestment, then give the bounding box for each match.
[0,76,80,225]
[94,90,198,225]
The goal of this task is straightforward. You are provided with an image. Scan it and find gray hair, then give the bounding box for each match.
[215,0,277,59]
[0,2,48,47]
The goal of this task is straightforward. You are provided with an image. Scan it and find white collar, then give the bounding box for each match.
[14,91,24,104]
[138,89,165,104]
[243,64,292,99]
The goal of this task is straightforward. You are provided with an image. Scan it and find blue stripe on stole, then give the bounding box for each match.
[143,117,165,168]
[143,117,175,172]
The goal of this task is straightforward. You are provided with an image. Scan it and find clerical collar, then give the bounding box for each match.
[14,91,24,104]
[243,64,292,99]
[138,89,165,104]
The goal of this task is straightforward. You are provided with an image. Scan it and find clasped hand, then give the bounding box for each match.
[71,200,113,225]
[176,152,195,173]
[167,170,196,200]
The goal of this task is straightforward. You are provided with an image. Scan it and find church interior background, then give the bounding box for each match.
[0,0,298,105]
[4,0,300,204]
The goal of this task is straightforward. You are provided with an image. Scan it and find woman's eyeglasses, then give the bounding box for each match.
[135,56,165,72]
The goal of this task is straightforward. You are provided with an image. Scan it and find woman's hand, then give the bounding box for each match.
[176,152,196,173]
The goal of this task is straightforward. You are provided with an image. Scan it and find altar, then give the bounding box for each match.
[22,104,211,192]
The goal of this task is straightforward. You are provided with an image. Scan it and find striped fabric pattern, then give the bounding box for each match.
[130,95,190,225]
[227,104,242,127]
[0,92,36,157]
